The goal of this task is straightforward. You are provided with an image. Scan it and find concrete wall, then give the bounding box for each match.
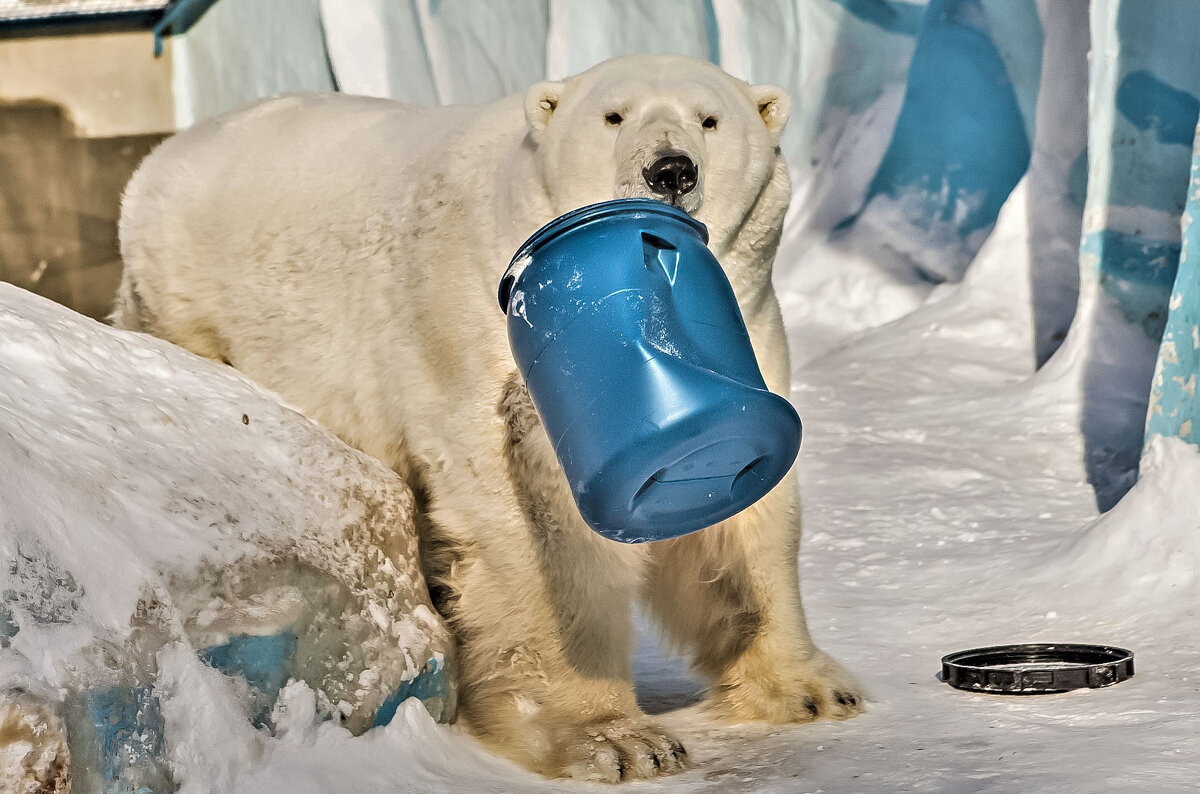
[0,30,174,138]
[0,29,171,319]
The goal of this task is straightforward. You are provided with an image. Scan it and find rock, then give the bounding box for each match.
[0,283,454,792]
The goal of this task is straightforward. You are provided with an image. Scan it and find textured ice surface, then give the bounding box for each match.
[0,283,453,788]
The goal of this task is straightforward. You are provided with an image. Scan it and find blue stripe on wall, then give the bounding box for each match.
[1147,125,1200,448]
[828,0,923,36]
[1083,230,1180,339]
[860,0,1031,240]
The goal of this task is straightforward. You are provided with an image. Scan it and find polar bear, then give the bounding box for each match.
[113,54,864,781]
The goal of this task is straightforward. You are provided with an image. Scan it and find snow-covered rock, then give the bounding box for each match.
[0,283,453,791]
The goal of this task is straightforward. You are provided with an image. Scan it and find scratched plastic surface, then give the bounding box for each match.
[499,199,801,542]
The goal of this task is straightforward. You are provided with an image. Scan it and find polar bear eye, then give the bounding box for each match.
[604,112,624,126]
[702,116,719,131]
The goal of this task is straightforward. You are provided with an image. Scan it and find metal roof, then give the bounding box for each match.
[0,0,218,55]
[0,1,169,23]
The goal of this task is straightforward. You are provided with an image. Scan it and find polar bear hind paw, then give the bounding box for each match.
[548,716,689,783]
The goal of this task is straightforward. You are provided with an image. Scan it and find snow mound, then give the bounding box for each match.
[1039,435,1200,611]
[0,283,454,787]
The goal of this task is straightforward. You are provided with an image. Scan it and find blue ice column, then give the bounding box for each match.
[319,0,548,105]
[849,0,1038,281]
[1145,122,1200,449]
[770,0,922,237]
[169,0,335,128]
[1074,0,1200,509]
[1025,0,1089,367]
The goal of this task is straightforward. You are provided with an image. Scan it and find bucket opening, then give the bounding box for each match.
[632,467,668,506]
[641,231,677,251]
[641,232,680,284]
[731,456,769,498]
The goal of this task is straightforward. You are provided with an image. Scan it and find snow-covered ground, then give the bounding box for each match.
[5,167,1200,791]
[615,179,1200,793]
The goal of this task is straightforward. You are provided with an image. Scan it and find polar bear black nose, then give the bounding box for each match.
[643,153,698,198]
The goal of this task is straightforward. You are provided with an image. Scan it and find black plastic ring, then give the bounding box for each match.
[941,643,1134,694]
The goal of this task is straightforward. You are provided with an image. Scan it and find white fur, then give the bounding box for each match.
[113,54,863,782]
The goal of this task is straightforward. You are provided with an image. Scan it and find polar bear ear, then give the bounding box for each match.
[525,81,565,138]
[750,84,790,146]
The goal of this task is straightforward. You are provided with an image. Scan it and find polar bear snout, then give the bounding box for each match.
[642,152,698,200]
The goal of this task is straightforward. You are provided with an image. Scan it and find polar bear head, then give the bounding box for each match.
[524,55,790,245]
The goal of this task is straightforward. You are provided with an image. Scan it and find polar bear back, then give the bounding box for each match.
[116,93,528,469]
[115,56,794,480]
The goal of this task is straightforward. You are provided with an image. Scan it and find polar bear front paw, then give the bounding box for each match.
[551,716,689,783]
[711,650,866,724]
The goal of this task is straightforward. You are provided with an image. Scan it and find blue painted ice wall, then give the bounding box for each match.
[1082,2,1200,341]
[169,0,1040,266]
[847,0,1041,281]
[1145,123,1200,448]
[863,1,1032,224]
[170,0,334,129]
[1025,0,1089,367]
[866,0,1033,241]
[166,1,1200,496]
[1073,0,1200,509]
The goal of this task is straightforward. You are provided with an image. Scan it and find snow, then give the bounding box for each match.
[0,283,454,772]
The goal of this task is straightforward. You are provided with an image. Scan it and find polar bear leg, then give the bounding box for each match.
[428,498,688,782]
[110,268,232,365]
[644,486,866,723]
[423,381,689,781]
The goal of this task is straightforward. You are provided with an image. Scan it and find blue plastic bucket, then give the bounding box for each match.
[498,199,801,542]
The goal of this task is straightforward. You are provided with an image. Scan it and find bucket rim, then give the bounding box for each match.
[509,198,708,268]
[499,199,708,313]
